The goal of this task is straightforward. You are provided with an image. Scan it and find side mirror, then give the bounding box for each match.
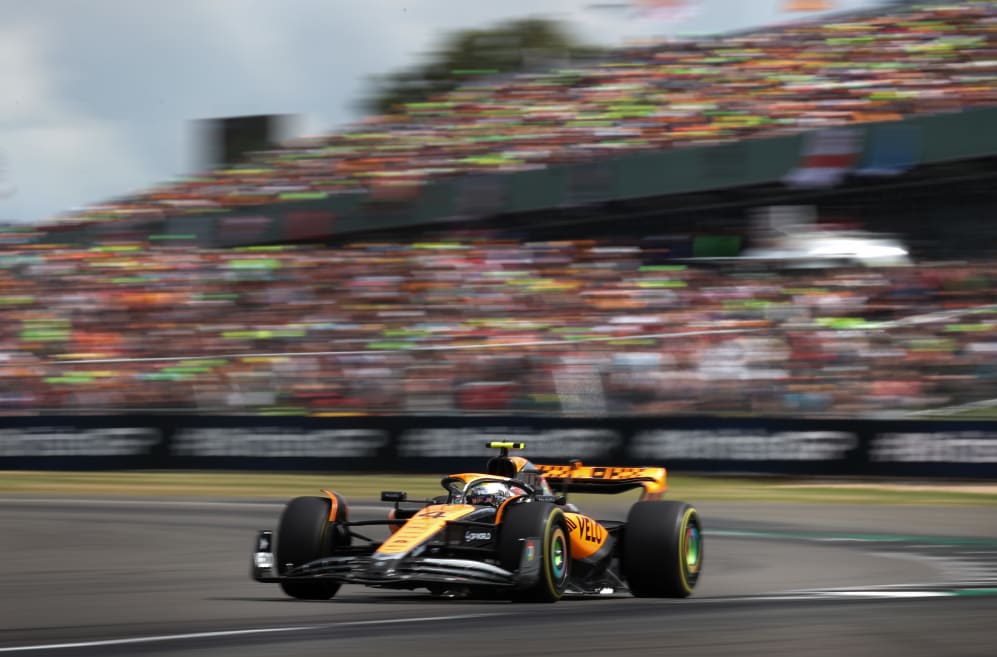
[381,491,407,503]
[555,495,568,506]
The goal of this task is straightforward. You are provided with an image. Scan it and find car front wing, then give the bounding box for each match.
[251,530,542,590]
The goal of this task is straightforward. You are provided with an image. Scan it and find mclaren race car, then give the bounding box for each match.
[251,442,702,602]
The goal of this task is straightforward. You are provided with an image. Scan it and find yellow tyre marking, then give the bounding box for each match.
[677,507,697,595]
[543,510,566,600]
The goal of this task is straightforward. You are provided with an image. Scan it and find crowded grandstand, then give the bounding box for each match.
[2,0,996,418]
[45,0,997,226]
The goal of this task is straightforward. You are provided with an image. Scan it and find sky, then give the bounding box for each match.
[0,0,882,224]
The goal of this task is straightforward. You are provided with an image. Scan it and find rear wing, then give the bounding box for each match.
[534,463,667,500]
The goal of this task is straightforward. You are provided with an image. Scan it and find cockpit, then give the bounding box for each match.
[444,477,529,507]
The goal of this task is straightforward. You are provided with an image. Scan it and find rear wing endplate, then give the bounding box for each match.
[534,463,667,500]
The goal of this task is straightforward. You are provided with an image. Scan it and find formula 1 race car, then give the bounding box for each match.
[251,442,702,602]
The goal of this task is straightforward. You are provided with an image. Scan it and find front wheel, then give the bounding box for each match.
[275,495,350,600]
[622,501,702,598]
[498,502,570,603]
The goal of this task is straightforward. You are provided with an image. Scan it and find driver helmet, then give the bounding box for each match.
[465,481,511,507]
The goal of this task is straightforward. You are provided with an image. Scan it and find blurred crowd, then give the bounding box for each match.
[2,236,997,416]
[59,1,997,225]
[10,1,997,417]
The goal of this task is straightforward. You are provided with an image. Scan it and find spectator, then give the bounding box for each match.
[0,236,995,416]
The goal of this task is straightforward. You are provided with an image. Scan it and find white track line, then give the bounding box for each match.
[815,591,953,599]
[0,614,497,653]
[0,627,314,654]
[787,582,954,592]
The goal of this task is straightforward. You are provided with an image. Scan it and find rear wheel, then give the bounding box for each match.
[622,501,702,598]
[499,502,570,603]
[276,495,349,600]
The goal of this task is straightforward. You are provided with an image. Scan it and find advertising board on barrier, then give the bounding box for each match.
[398,428,622,459]
[171,428,388,458]
[871,432,997,463]
[629,430,858,462]
[0,416,995,478]
[0,427,160,457]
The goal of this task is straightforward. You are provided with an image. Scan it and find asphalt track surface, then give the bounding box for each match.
[2,496,997,657]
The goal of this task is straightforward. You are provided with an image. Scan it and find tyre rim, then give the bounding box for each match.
[685,524,701,573]
[551,532,567,583]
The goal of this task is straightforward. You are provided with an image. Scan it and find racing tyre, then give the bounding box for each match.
[622,501,702,598]
[276,495,350,600]
[499,502,570,603]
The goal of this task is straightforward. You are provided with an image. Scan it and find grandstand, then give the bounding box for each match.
[39,0,997,242]
[1,0,996,419]
[2,239,997,417]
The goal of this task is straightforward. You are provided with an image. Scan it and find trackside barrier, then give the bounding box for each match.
[0,415,995,478]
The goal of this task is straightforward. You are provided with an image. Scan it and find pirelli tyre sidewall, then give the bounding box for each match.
[499,502,570,603]
[623,500,702,598]
[275,494,351,600]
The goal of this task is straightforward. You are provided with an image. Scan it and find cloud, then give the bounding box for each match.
[0,17,160,222]
[4,121,154,213]
[0,25,55,126]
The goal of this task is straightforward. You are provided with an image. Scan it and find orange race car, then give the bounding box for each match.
[251,442,702,602]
